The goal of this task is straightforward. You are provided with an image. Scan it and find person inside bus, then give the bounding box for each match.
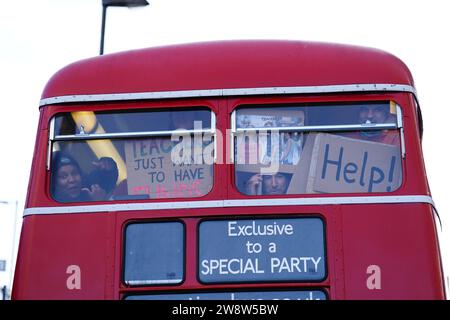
[85,156,119,200]
[351,104,399,145]
[51,152,118,202]
[244,172,290,195]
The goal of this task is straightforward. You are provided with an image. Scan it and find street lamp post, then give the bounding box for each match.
[1,285,6,300]
[100,0,150,55]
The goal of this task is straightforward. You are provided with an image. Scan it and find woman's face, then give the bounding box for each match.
[57,164,82,198]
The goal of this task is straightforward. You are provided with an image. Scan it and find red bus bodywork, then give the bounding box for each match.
[13,40,445,299]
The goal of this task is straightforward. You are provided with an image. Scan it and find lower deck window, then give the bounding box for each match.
[124,222,184,285]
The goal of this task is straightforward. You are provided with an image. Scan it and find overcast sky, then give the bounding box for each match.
[1,0,449,293]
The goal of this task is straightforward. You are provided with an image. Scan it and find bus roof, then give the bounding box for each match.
[41,40,414,101]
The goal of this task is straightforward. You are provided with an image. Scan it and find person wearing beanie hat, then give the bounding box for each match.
[51,152,117,202]
[51,151,91,202]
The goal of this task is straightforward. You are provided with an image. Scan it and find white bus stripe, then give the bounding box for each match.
[23,195,434,216]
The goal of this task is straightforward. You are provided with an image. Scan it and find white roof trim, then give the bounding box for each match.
[39,84,417,107]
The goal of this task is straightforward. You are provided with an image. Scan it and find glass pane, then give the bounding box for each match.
[54,108,211,136]
[124,222,184,285]
[236,102,396,128]
[51,135,214,202]
[235,103,402,195]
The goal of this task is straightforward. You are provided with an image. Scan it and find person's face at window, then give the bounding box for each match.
[57,164,82,198]
[359,106,388,124]
[263,173,288,195]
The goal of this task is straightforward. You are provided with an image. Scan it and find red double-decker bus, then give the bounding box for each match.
[12,40,446,299]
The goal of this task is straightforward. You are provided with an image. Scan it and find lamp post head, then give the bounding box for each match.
[102,0,149,7]
[99,0,149,55]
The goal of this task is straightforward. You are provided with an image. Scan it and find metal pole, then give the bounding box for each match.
[100,5,107,55]
[1,285,6,300]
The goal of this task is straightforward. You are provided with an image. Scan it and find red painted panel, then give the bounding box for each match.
[13,214,113,299]
[341,204,444,299]
[42,41,413,99]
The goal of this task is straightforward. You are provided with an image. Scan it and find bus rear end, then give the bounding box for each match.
[13,40,446,300]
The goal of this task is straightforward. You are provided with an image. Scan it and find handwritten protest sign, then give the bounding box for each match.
[235,132,402,194]
[306,133,402,193]
[124,138,213,199]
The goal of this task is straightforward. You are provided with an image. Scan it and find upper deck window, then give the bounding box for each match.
[233,102,403,195]
[49,108,215,203]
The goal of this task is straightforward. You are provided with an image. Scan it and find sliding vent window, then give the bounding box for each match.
[233,102,403,195]
[124,222,184,286]
[49,108,215,202]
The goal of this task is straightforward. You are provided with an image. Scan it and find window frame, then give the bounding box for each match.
[231,101,406,195]
[47,107,217,202]
[122,220,186,287]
